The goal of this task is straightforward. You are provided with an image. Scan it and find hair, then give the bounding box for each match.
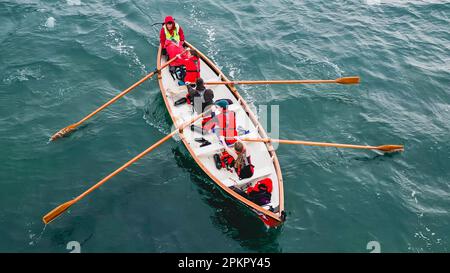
[234,142,246,170]
[196,77,205,90]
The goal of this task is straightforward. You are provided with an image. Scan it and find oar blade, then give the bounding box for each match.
[43,200,74,224]
[336,76,360,84]
[50,124,76,141]
[375,145,404,153]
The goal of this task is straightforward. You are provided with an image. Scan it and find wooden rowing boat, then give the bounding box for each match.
[156,41,286,227]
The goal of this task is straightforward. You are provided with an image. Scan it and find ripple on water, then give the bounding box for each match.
[67,0,82,6]
[2,66,44,85]
[44,17,55,28]
[105,29,146,75]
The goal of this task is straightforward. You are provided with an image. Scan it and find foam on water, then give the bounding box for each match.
[67,0,82,6]
[2,67,44,84]
[105,29,147,75]
[44,17,55,28]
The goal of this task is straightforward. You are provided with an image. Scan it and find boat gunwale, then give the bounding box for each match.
[156,42,284,226]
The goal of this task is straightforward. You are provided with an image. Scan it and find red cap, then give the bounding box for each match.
[164,16,175,24]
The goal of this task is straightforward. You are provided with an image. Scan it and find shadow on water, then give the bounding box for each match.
[349,152,400,163]
[143,92,173,133]
[331,147,402,163]
[171,146,283,252]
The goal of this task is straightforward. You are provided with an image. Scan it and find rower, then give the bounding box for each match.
[160,16,185,55]
[217,139,255,180]
[187,78,214,114]
[179,50,201,85]
[211,100,237,145]
[160,16,187,83]
[191,99,236,141]
[164,40,186,83]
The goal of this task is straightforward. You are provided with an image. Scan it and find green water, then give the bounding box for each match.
[1,0,449,252]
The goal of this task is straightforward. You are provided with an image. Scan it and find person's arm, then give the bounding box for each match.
[187,85,196,96]
[160,28,166,47]
[178,27,185,44]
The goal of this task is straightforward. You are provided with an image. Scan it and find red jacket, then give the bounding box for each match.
[165,40,185,66]
[180,55,200,83]
[247,178,273,195]
[160,16,185,48]
[203,109,237,145]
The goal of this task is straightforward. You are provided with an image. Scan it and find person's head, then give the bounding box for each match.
[164,16,175,30]
[196,77,205,89]
[234,141,244,153]
[233,141,246,170]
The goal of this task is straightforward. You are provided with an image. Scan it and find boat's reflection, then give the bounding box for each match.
[171,146,282,252]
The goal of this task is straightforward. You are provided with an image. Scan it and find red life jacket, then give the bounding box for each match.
[201,116,212,128]
[165,40,184,67]
[181,56,200,83]
[216,110,237,145]
[246,178,273,194]
[220,151,235,170]
[219,150,254,179]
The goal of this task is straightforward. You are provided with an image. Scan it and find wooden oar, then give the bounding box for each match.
[205,76,360,85]
[239,138,404,153]
[50,49,188,141]
[43,112,205,224]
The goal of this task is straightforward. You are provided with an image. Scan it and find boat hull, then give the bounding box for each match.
[156,42,285,227]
